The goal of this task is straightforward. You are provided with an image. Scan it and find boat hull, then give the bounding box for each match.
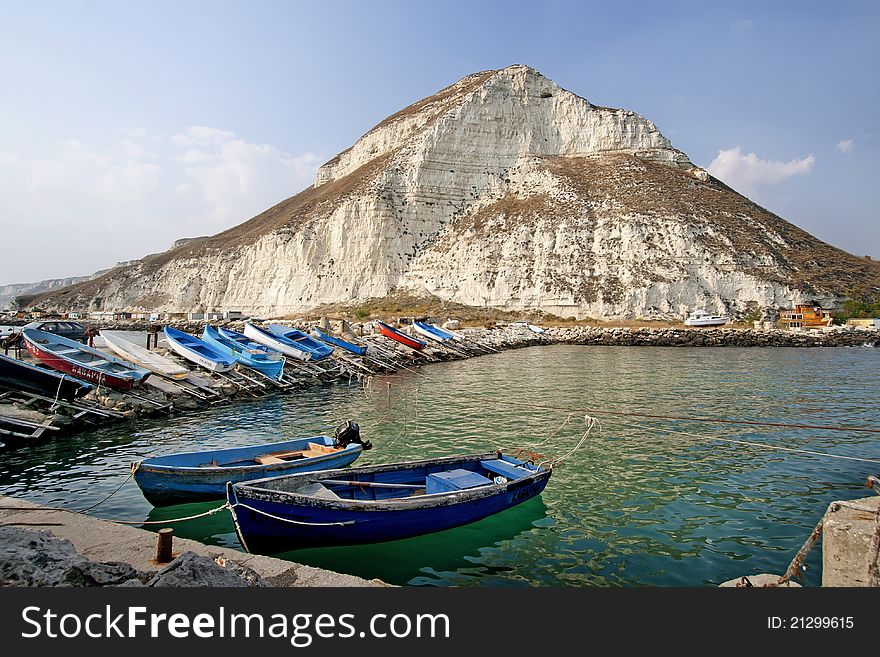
[228,455,551,551]
[22,331,149,390]
[134,437,363,506]
[310,327,368,356]
[202,326,285,381]
[100,331,190,380]
[267,325,333,361]
[0,353,92,401]
[164,327,234,373]
[243,323,312,361]
[412,321,453,343]
[376,321,426,350]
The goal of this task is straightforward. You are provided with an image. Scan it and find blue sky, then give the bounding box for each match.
[1,0,877,284]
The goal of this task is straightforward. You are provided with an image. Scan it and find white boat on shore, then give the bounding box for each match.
[100,330,191,380]
[684,310,729,327]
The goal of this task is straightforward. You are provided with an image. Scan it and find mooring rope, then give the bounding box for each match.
[75,470,135,513]
[50,375,64,411]
[540,415,601,469]
[461,396,880,434]
[231,502,356,527]
[609,417,880,465]
[0,501,228,525]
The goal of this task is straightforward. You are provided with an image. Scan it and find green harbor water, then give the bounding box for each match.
[1,345,878,586]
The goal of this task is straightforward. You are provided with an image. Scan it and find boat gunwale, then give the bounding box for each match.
[136,441,362,475]
[233,453,551,511]
[164,327,235,368]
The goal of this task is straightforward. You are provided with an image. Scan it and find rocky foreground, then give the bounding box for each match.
[0,527,266,587]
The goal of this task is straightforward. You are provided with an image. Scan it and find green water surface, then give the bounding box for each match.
[1,345,877,586]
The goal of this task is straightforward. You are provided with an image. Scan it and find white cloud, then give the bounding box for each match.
[0,128,322,283]
[836,139,854,155]
[707,146,814,196]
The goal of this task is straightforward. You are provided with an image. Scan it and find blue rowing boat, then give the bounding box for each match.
[243,323,317,362]
[310,326,368,356]
[163,326,235,373]
[134,421,372,506]
[412,320,455,343]
[227,452,551,551]
[267,324,333,361]
[202,325,285,381]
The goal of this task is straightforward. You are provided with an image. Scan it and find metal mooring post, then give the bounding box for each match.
[156,528,174,563]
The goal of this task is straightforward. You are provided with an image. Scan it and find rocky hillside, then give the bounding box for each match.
[1,274,94,310]
[20,65,880,319]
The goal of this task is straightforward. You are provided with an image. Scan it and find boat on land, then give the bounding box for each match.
[163,327,235,373]
[0,352,93,401]
[243,323,315,362]
[21,328,150,390]
[510,321,545,334]
[227,452,551,551]
[134,421,371,506]
[309,326,368,356]
[376,321,427,350]
[100,330,190,380]
[202,325,285,381]
[412,320,455,343]
[268,324,333,361]
[684,310,730,327]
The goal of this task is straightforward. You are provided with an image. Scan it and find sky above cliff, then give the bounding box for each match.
[1,0,877,284]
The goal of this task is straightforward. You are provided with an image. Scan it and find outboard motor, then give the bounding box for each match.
[334,420,372,451]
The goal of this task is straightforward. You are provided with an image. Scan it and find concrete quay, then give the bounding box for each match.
[0,495,385,587]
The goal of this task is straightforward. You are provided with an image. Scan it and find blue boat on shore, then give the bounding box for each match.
[412,320,455,343]
[202,325,285,381]
[268,324,333,361]
[163,326,235,373]
[227,452,551,552]
[134,421,372,506]
[310,326,368,356]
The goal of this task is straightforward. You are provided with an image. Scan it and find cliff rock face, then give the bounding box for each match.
[21,65,880,318]
[1,275,93,310]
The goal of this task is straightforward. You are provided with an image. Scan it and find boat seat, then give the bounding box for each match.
[54,348,81,355]
[254,455,286,465]
[298,482,341,500]
[480,459,531,480]
[253,444,338,465]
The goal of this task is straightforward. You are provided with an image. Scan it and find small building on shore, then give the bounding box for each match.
[845,318,880,329]
[779,305,833,330]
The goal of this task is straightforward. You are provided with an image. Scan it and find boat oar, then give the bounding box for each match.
[317,479,424,490]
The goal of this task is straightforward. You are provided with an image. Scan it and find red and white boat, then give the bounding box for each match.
[22,328,151,390]
[375,321,427,350]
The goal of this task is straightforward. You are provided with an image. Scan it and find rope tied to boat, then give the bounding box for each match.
[539,415,601,469]
[50,374,65,411]
[230,502,358,527]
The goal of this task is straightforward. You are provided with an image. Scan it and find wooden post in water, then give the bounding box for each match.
[156,528,174,563]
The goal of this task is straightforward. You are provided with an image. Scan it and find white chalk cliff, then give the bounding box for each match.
[23,65,879,318]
